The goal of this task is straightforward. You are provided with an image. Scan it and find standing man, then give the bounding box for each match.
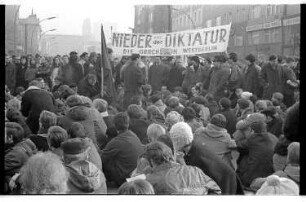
[5,54,17,95]
[166,56,184,92]
[78,52,89,75]
[123,54,145,110]
[243,54,262,98]
[260,55,283,100]
[227,53,244,97]
[148,56,170,93]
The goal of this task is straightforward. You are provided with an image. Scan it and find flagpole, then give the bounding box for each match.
[101,24,104,97]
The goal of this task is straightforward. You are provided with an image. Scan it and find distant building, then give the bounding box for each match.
[134,5,171,33]
[5,5,22,55]
[134,4,300,58]
[82,18,93,41]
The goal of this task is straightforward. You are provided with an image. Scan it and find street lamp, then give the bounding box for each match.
[30,16,56,54]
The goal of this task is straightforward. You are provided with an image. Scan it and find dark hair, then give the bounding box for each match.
[114,112,130,131]
[219,97,231,110]
[157,134,175,155]
[191,56,200,63]
[269,55,277,61]
[130,95,142,106]
[131,54,140,61]
[277,55,283,63]
[250,121,267,133]
[107,47,113,54]
[80,52,88,58]
[145,141,173,165]
[237,98,250,109]
[5,122,24,143]
[118,179,155,195]
[68,122,86,138]
[69,83,78,88]
[127,104,144,119]
[205,57,212,64]
[182,107,196,121]
[47,126,69,148]
[174,86,184,93]
[245,54,255,63]
[214,55,227,63]
[229,52,238,62]
[192,96,207,106]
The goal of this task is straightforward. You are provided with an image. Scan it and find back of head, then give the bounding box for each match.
[219,97,231,110]
[47,126,69,149]
[287,142,299,165]
[62,138,90,164]
[5,122,24,144]
[256,175,299,195]
[145,141,174,165]
[169,122,193,152]
[168,96,180,108]
[147,123,166,142]
[20,152,68,194]
[39,110,57,130]
[182,107,196,121]
[269,54,277,61]
[68,122,87,138]
[165,111,184,129]
[245,54,255,63]
[93,98,108,113]
[131,53,140,61]
[255,100,267,112]
[237,98,250,110]
[229,52,238,62]
[127,104,144,119]
[210,114,227,128]
[157,134,175,155]
[118,179,155,195]
[147,105,165,122]
[114,112,130,131]
[66,94,83,107]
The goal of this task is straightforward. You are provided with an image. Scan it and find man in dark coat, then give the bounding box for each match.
[21,79,56,134]
[123,54,145,110]
[208,55,231,101]
[219,97,238,136]
[243,54,262,98]
[101,112,144,187]
[59,52,84,86]
[235,113,275,188]
[78,73,100,100]
[114,56,128,89]
[260,107,283,138]
[166,57,184,92]
[260,55,283,100]
[227,53,244,95]
[148,56,170,93]
[15,56,28,90]
[5,55,17,95]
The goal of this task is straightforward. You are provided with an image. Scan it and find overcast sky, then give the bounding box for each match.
[3,0,303,36]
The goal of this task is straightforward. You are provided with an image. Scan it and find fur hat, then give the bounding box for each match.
[165,111,184,127]
[260,106,277,117]
[237,98,250,109]
[236,113,266,130]
[256,175,299,195]
[66,95,83,107]
[62,138,89,155]
[210,114,227,128]
[169,122,193,152]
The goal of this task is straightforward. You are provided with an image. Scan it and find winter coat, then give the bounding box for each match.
[243,63,261,97]
[267,116,283,138]
[166,64,184,92]
[281,65,298,96]
[260,63,283,100]
[28,134,49,151]
[227,63,244,91]
[148,63,170,92]
[21,86,56,134]
[206,101,220,116]
[15,64,28,89]
[5,138,37,177]
[208,64,231,101]
[66,160,107,194]
[236,132,275,187]
[58,105,107,150]
[129,118,151,144]
[5,63,17,94]
[184,135,244,195]
[59,62,84,86]
[220,109,238,136]
[146,162,221,195]
[24,67,37,82]
[195,124,235,169]
[182,65,207,94]
[78,76,100,99]
[101,130,144,187]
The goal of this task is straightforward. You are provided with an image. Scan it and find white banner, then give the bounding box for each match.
[111,24,231,56]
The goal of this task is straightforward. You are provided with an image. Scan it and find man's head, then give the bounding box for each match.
[93,99,108,113]
[272,92,284,106]
[211,114,227,128]
[182,107,196,122]
[190,56,200,66]
[86,73,97,86]
[80,52,88,61]
[89,52,97,63]
[131,53,141,61]
[228,52,238,64]
[237,98,250,110]
[114,112,130,132]
[260,106,277,123]
[47,126,69,149]
[145,141,174,167]
[62,55,69,65]
[62,138,90,164]
[69,51,78,63]
[39,110,58,130]
[147,123,166,143]
[154,56,162,65]
[245,54,256,65]
[236,113,267,134]
[219,97,232,110]
[5,122,24,144]
[269,55,277,66]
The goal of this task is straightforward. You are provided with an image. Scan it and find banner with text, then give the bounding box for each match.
[111,24,231,56]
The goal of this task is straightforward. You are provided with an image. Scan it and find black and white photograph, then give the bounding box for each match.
[3,0,302,197]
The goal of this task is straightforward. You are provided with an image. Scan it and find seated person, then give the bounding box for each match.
[118,179,155,195]
[47,126,69,159]
[182,107,203,134]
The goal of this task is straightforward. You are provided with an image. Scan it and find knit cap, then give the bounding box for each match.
[256,175,299,195]
[169,122,193,152]
[62,138,89,155]
[210,114,227,128]
[165,111,184,127]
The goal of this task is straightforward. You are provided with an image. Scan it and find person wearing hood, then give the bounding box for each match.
[208,55,231,101]
[101,112,145,187]
[78,73,100,100]
[20,79,56,134]
[58,95,108,150]
[5,122,37,193]
[62,138,107,194]
[195,114,236,169]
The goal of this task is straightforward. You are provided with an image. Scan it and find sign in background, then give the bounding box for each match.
[111,24,231,56]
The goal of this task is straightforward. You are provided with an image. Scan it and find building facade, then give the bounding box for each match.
[134,4,300,59]
[5,5,21,55]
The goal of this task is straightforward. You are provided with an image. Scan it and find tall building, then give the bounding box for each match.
[134,5,171,33]
[5,5,22,55]
[134,4,300,58]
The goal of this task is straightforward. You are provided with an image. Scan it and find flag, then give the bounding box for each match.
[101,25,117,104]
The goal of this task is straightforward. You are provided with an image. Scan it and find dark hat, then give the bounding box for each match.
[260,106,277,117]
[62,138,89,155]
[237,98,250,109]
[211,114,227,128]
[69,51,78,56]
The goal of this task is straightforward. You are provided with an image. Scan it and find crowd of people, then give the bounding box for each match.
[4,49,300,195]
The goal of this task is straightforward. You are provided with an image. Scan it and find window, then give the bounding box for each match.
[273,5,280,15]
[235,35,243,46]
[216,16,221,26]
[251,5,261,19]
[271,28,281,43]
[265,30,272,43]
[252,32,260,44]
[206,19,212,28]
[266,5,273,17]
